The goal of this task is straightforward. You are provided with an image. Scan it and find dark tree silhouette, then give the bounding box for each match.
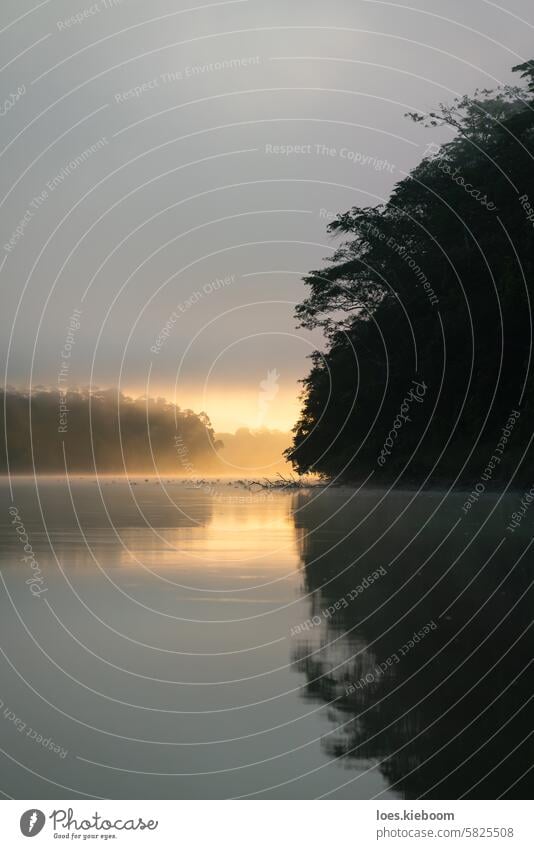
[287,63,534,486]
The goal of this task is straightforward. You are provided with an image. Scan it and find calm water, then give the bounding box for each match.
[0,478,531,799]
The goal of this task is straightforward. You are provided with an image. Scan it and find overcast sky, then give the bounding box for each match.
[2,0,533,430]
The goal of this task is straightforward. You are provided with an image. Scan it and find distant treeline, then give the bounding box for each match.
[0,388,292,475]
[0,388,219,474]
[287,61,534,487]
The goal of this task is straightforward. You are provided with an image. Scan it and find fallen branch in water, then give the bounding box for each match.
[245,473,323,492]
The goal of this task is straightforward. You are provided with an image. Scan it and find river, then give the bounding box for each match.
[0,478,531,799]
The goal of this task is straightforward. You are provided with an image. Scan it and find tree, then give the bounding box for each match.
[287,63,534,485]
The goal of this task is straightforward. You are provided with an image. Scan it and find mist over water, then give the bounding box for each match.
[0,478,530,799]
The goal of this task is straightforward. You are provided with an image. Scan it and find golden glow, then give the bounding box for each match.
[118,493,299,566]
[112,384,299,472]
[132,383,301,433]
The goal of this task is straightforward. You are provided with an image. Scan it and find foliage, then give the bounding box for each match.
[287,64,534,485]
[0,388,219,474]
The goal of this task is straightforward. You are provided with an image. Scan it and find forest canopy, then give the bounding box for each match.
[286,61,534,487]
[0,388,219,475]
[0,388,292,475]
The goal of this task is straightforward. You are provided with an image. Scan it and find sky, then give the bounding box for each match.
[2,0,534,432]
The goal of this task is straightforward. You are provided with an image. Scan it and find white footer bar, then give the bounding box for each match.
[1,800,532,847]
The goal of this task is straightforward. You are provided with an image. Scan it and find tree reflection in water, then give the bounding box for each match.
[290,488,533,799]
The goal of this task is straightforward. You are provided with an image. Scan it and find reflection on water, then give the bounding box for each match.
[0,479,531,798]
[292,488,533,799]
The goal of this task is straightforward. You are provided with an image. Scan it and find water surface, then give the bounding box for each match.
[0,478,531,799]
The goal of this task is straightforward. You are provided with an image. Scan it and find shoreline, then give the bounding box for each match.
[0,473,530,496]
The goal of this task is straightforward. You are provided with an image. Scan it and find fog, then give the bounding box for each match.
[3,0,533,437]
[0,387,291,475]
